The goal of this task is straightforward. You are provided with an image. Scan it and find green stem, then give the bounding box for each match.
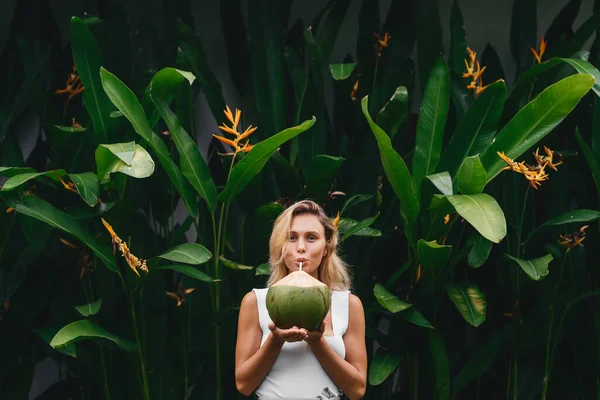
[542,251,569,399]
[182,306,189,399]
[513,352,518,400]
[119,274,150,400]
[411,355,419,400]
[516,187,530,258]
[100,349,111,400]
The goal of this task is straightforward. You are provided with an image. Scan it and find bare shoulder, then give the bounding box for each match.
[348,293,364,312]
[239,290,258,314]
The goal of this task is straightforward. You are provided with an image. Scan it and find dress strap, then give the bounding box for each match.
[332,290,349,337]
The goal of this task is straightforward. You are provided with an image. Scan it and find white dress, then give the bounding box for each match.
[252,288,349,399]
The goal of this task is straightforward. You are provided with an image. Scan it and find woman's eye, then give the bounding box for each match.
[308,236,316,241]
[290,236,297,241]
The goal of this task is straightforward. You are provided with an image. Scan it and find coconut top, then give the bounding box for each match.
[271,271,327,287]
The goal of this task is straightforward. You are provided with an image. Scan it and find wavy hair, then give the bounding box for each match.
[267,200,352,291]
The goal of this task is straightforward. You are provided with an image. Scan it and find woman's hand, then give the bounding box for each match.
[305,320,326,347]
[268,322,308,345]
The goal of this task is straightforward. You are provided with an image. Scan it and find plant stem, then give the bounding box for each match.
[100,349,111,400]
[542,251,569,399]
[411,356,419,400]
[119,275,150,400]
[516,187,530,259]
[182,306,189,399]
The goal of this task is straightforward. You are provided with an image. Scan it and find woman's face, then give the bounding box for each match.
[284,213,328,280]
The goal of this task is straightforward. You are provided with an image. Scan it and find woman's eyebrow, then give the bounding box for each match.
[289,230,321,235]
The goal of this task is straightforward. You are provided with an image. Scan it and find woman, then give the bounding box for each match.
[235,200,367,399]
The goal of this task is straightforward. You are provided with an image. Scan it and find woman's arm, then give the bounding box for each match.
[305,293,367,400]
[234,291,309,396]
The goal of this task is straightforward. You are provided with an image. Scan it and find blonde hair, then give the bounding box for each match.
[267,200,352,291]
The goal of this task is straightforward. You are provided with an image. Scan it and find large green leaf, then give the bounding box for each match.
[99,67,198,217]
[414,0,443,90]
[218,117,316,203]
[507,56,600,105]
[374,284,412,313]
[437,80,506,178]
[0,167,35,177]
[481,74,594,182]
[150,88,218,212]
[430,330,450,400]
[329,63,357,81]
[412,56,450,196]
[142,67,195,128]
[0,193,118,272]
[402,308,434,329]
[156,243,212,265]
[74,299,102,317]
[361,96,419,235]
[467,233,493,268]
[1,169,67,191]
[426,172,453,196]
[368,348,402,386]
[95,142,155,183]
[69,172,99,207]
[317,0,350,64]
[525,209,600,244]
[33,327,77,357]
[153,264,218,283]
[456,155,486,195]
[50,320,137,352]
[338,217,381,241]
[446,282,486,327]
[453,322,515,393]
[446,194,507,243]
[417,239,452,270]
[219,256,254,271]
[376,86,409,140]
[305,155,344,202]
[177,20,227,124]
[507,254,553,281]
[247,1,285,135]
[70,17,115,143]
[448,0,468,77]
[575,127,600,196]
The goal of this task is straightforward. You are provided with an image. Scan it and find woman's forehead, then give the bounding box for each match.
[290,214,324,233]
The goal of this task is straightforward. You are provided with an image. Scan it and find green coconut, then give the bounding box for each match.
[266,271,331,330]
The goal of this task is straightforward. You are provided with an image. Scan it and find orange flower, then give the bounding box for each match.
[58,176,78,194]
[463,47,490,96]
[55,64,84,105]
[559,225,588,251]
[374,32,391,52]
[213,105,256,155]
[444,214,451,225]
[497,151,552,190]
[60,238,94,279]
[350,79,359,101]
[533,146,562,172]
[166,282,196,306]
[530,36,547,64]
[101,218,148,277]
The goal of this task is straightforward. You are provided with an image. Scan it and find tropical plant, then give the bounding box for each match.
[1,0,600,399]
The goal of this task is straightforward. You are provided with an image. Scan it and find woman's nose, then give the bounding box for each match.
[296,238,306,252]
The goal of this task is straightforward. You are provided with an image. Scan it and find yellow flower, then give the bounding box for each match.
[444,214,451,225]
[332,211,341,232]
[55,64,84,105]
[212,105,256,155]
[101,218,148,277]
[530,36,548,64]
[373,32,391,52]
[166,282,196,306]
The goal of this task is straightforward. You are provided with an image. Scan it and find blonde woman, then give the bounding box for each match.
[235,200,367,400]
